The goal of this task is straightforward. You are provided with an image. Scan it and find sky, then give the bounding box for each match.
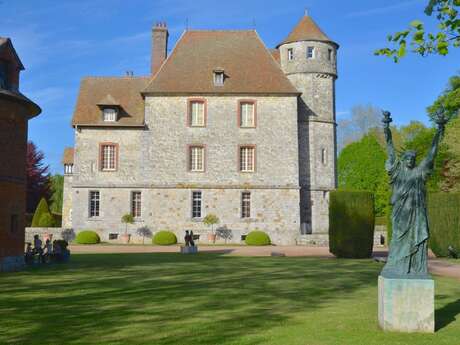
[2,0,459,174]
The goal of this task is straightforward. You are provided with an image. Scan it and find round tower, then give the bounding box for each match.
[277,14,339,235]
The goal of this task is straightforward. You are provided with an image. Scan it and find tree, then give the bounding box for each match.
[376,0,460,61]
[49,174,64,214]
[121,214,134,235]
[337,104,382,151]
[427,74,460,121]
[26,141,51,213]
[31,198,54,227]
[136,226,152,245]
[338,134,389,216]
[203,214,219,235]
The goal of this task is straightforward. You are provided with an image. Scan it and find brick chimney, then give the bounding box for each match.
[151,22,169,75]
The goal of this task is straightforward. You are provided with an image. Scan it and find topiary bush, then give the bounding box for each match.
[31,198,51,227]
[38,213,55,227]
[428,193,460,257]
[75,230,101,245]
[245,230,271,246]
[153,231,177,245]
[329,190,375,258]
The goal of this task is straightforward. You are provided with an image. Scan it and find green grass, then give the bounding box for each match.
[1,254,460,345]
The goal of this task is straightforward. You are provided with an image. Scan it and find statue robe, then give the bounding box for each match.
[381,157,431,278]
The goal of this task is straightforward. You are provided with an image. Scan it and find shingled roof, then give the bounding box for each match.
[277,15,337,47]
[62,147,74,165]
[144,30,298,95]
[72,77,149,127]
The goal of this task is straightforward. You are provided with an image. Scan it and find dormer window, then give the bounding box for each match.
[213,69,224,86]
[287,48,294,61]
[64,164,74,175]
[103,108,117,122]
[307,47,315,59]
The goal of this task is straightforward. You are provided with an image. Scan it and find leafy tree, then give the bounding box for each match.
[49,174,64,214]
[26,141,51,213]
[427,74,460,121]
[121,214,135,234]
[376,0,460,61]
[338,134,389,216]
[441,115,460,190]
[203,214,220,235]
[38,213,55,227]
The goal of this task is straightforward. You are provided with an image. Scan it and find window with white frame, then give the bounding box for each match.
[240,146,255,172]
[64,164,73,174]
[190,101,205,127]
[287,48,294,61]
[189,146,204,172]
[240,102,255,128]
[103,108,117,122]
[307,46,315,59]
[100,144,117,171]
[192,191,202,218]
[89,191,100,217]
[131,191,142,218]
[213,71,224,86]
[241,192,251,218]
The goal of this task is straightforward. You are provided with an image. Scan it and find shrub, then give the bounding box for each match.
[329,190,375,258]
[38,213,55,227]
[428,193,460,257]
[245,230,271,246]
[153,231,177,245]
[31,198,51,227]
[54,239,68,251]
[75,230,101,245]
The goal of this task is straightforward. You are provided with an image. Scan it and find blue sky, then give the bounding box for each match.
[2,0,459,173]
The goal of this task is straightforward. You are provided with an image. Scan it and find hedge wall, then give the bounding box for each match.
[329,190,375,258]
[428,193,460,257]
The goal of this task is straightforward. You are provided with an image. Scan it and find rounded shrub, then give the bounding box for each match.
[75,230,101,245]
[38,213,55,227]
[153,231,177,245]
[245,230,271,246]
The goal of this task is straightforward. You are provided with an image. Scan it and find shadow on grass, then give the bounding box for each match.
[436,298,460,331]
[0,253,407,344]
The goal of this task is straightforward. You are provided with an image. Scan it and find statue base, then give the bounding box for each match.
[378,275,434,333]
[180,246,198,254]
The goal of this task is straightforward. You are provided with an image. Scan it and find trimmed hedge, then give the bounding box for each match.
[329,190,375,258]
[428,193,460,257]
[153,231,177,245]
[38,213,55,227]
[245,231,271,246]
[75,231,101,245]
[31,198,51,227]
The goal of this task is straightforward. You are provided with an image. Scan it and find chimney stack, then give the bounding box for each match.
[151,22,169,75]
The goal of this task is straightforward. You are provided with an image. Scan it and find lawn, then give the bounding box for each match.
[1,254,460,345]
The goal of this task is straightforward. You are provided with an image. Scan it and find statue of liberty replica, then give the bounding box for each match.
[378,110,448,333]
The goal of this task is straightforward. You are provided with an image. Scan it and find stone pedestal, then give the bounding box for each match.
[180,246,198,254]
[378,275,434,333]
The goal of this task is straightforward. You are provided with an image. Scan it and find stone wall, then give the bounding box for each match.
[25,227,74,243]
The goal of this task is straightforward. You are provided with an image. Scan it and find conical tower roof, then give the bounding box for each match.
[277,15,337,47]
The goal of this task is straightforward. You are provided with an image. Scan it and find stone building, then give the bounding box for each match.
[0,37,41,271]
[63,15,338,245]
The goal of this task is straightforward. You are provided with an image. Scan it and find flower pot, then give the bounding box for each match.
[120,234,131,244]
[207,233,216,243]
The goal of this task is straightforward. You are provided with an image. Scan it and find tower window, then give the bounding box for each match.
[287,48,294,61]
[192,191,202,219]
[328,49,333,61]
[64,164,74,174]
[321,148,327,166]
[307,47,315,59]
[213,70,224,86]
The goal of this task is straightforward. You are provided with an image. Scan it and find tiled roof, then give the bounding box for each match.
[62,147,74,165]
[72,77,149,126]
[278,15,336,47]
[270,49,280,64]
[144,30,298,95]
[97,94,120,106]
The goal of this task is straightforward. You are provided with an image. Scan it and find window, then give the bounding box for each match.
[239,101,255,128]
[328,49,333,61]
[287,48,294,61]
[0,60,8,89]
[189,146,205,172]
[321,148,327,166]
[189,100,205,127]
[89,191,100,217]
[131,191,142,218]
[213,71,224,86]
[192,191,202,219]
[241,192,251,218]
[240,146,255,172]
[109,233,119,240]
[103,108,117,122]
[64,164,73,174]
[100,144,117,171]
[307,47,315,59]
[10,214,18,233]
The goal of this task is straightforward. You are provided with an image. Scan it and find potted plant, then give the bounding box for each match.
[121,214,134,244]
[203,214,219,243]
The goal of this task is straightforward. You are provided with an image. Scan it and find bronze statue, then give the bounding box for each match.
[381,110,447,278]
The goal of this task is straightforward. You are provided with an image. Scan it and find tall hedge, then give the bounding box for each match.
[428,193,460,257]
[31,198,51,227]
[329,191,375,258]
